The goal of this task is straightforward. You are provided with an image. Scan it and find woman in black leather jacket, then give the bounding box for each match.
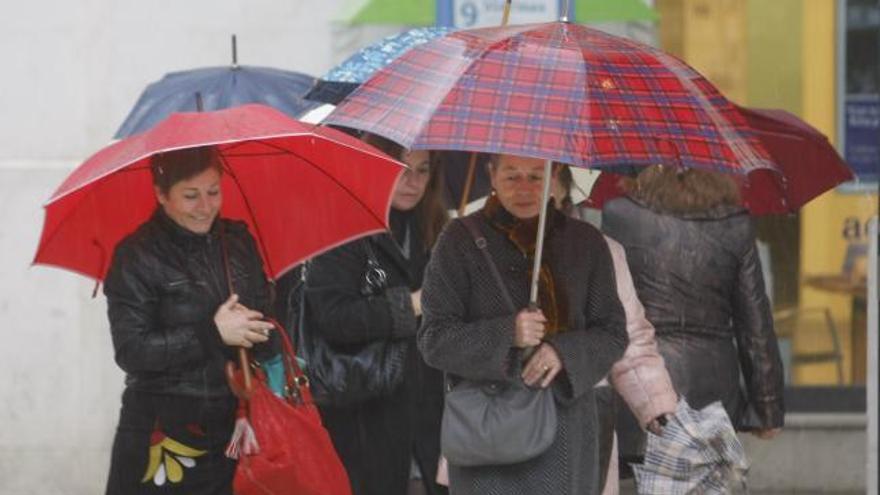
[602,165,784,461]
[103,146,277,495]
[304,135,449,495]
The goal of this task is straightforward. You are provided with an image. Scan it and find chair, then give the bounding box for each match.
[773,307,844,385]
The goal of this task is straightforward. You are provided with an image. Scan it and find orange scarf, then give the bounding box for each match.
[482,195,569,336]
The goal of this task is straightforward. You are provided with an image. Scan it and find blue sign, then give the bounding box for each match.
[845,95,880,182]
[437,0,566,28]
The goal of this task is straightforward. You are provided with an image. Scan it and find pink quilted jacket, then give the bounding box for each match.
[604,236,677,427]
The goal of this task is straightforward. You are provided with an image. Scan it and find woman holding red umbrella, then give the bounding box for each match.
[103,146,277,495]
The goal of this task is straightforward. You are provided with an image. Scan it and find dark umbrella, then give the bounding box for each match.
[584,104,855,215]
[114,36,320,138]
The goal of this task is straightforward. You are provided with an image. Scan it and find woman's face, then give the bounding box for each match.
[156,167,222,234]
[490,154,546,220]
[391,150,431,211]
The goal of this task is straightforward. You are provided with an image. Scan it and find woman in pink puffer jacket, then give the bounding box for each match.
[550,165,677,494]
[600,235,678,494]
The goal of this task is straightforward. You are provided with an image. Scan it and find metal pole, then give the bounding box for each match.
[529,160,554,306]
[868,216,878,495]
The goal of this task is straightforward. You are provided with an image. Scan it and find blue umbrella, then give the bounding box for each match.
[306,27,454,105]
[115,37,320,138]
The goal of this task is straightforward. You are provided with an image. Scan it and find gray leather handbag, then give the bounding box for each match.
[440,217,558,467]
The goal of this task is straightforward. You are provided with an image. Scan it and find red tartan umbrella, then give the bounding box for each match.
[585,105,855,215]
[325,21,777,174]
[34,104,405,282]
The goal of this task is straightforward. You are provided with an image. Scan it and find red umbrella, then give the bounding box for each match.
[34,104,404,282]
[326,21,776,174]
[585,105,855,215]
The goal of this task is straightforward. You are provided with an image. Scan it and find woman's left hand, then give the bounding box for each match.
[522,343,563,388]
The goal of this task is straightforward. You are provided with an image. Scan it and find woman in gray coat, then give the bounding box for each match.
[418,154,628,494]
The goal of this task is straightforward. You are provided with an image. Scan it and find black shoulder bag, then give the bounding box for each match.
[293,239,409,407]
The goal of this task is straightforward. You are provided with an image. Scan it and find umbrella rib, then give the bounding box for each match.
[216,153,277,279]
[253,138,392,230]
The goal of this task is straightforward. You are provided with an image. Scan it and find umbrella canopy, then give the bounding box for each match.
[585,105,855,214]
[633,399,749,494]
[306,27,455,105]
[325,21,776,174]
[115,65,321,138]
[35,104,404,281]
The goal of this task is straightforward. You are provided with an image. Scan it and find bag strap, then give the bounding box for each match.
[460,216,516,313]
[219,226,314,406]
[217,224,256,393]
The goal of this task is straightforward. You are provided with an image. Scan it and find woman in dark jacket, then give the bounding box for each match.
[304,136,449,495]
[602,165,785,461]
[418,154,628,495]
[103,146,278,494]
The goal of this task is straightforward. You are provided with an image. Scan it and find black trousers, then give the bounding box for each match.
[105,389,237,495]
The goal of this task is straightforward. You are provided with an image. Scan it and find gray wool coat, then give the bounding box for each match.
[418,211,628,495]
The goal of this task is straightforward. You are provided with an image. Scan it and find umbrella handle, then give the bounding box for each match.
[458,153,478,216]
[501,0,512,26]
[225,349,253,400]
[238,347,252,390]
[528,160,554,306]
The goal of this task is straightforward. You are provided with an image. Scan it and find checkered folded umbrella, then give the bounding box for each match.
[633,399,749,495]
[325,21,777,174]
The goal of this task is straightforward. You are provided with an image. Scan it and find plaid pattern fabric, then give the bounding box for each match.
[633,399,749,494]
[326,22,776,173]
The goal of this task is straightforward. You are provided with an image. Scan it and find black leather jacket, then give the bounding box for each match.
[104,209,275,398]
[603,197,784,430]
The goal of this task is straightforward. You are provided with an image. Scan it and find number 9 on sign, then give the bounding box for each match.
[459,1,478,26]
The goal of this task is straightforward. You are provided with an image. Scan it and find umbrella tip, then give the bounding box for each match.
[231,34,238,69]
[195,92,204,112]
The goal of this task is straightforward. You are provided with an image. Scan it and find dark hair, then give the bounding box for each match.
[622,164,741,214]
[363,134,449,249]
[553,163,574,209]
[151,146,223,195]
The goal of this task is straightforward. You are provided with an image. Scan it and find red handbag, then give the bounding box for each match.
[225,319,352,495]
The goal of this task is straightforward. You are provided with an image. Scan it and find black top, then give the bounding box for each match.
[103,208,276,398]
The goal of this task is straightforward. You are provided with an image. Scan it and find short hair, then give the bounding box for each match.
[151,146,223,195]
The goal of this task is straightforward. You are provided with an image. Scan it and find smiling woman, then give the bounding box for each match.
[103,145,278,495]
[151,147,224,234]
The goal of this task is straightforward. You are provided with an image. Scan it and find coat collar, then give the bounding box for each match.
[152,207,221,250]
[623,195,747,221]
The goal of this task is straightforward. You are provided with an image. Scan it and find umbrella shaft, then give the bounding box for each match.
[529,160,554,306]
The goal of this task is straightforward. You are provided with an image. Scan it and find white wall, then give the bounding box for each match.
[0,1,397,493]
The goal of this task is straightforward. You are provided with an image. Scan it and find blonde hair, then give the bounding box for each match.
[622,165,741,214]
